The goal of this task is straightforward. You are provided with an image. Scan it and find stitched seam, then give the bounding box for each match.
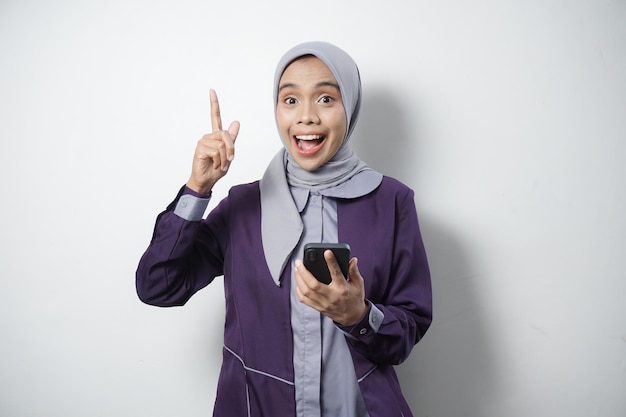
[357,365,377,383]
[224,345,295,386]
[246,382,251,417]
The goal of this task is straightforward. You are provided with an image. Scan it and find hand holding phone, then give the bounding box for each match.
[303,243,351,285]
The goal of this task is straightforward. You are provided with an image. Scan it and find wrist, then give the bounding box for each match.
[341,301,368,327]
[186,179,214,195]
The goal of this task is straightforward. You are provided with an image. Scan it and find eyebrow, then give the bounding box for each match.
[278,81,341,93]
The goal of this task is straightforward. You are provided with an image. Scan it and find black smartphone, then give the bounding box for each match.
[303,243,351,285]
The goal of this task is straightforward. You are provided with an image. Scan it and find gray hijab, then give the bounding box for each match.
[260,41,382,285]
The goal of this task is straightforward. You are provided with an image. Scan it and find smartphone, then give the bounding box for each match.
[303,243,351,285]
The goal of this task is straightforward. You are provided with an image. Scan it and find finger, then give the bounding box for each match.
[210,89,223,132]
[294,283,320,311]
[348,258,363,286]
[196,135,224,170]
[324,250,346,285]
[295,259,319,288]
[228,120,240,142]
[295,262,316,302]
[210,145,226,172]
[217,130,233,171]
[223,121,240,164]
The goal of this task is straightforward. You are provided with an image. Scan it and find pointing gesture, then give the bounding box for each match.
[186,89,240,194]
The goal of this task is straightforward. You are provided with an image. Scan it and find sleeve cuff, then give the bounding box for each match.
[338,301,385,341]
[172,187,212,221]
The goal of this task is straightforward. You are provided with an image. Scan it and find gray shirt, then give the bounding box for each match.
[289,188,378,417]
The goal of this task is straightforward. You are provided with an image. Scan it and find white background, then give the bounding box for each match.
[1,0,625,416]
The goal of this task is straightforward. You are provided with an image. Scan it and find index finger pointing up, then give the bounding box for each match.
[210,89,223,132]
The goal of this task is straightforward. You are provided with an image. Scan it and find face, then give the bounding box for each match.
[276,56,347,172]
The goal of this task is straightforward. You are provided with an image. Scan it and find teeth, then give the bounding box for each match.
[296,135,323,141]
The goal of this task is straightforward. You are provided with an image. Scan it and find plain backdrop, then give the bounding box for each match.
[1,0,625,416]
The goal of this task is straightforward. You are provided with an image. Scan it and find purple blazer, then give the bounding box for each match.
[136,176,432,417]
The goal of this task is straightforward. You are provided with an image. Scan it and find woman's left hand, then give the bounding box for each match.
[295,251,367,326]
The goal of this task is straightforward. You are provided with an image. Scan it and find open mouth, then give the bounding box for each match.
[295,134,325,153]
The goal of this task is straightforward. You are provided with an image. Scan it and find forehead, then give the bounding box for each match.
[278,56,338,87]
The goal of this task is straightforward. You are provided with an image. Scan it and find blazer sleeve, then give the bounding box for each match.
[344,186,432,366]
[135,187,228,307]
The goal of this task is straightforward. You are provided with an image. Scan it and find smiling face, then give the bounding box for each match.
[276,56,347,172]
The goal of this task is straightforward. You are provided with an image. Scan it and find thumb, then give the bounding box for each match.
[228,120,241,142]
[348,258,363,286]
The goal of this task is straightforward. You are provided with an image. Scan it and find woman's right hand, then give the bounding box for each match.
[186,89,240,194]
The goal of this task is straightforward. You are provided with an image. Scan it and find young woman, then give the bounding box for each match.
[137,41,432,417]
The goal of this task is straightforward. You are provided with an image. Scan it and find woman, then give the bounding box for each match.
[137,41,432,417]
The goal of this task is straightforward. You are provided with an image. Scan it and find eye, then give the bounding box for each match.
[318,95,334,104]
[284,96,297,105]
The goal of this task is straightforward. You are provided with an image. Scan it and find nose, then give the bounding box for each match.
[298,100,320,124]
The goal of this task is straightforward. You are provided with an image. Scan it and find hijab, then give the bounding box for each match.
[260,41,382,285]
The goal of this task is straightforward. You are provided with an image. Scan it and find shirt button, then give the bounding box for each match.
[359,328,367,335]
[181,201,188,207]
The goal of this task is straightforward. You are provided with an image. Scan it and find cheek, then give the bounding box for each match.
[275,109,287,130]
[275,110,293,145]
[330,109,347,139]
[276,104,295,123]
